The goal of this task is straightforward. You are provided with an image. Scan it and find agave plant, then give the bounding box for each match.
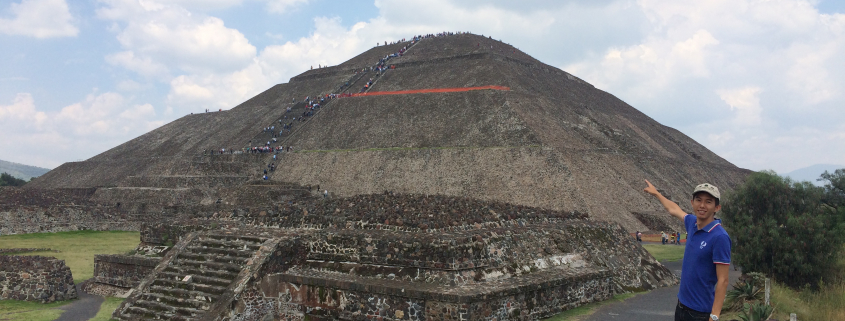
[738,302,774,321]
[724,279,764,311]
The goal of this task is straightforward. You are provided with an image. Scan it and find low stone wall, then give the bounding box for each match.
[92,255,160,288]
[118,175,249,189]
[0,255,77,303]
[0,205,142,235]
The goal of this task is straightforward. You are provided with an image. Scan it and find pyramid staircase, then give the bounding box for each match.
[114,232,276,321]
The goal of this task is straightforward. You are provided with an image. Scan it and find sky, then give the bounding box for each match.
[1,0,844,175]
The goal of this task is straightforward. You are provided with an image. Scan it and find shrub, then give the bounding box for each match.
[724,273,765,312]
[738,302,774,321]
[722,171,845,289]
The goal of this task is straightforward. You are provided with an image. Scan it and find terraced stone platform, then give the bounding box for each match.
[116,233,273,320]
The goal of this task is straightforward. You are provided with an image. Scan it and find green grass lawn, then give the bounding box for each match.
[642,244,686,262]
[0,300,70,321]
[0,230,140,283]
[90,297,124,321]
[0,230,137,321]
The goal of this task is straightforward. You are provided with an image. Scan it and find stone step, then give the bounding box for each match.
[177,252,248,265]
[151,278,227,296]
[201,234,267,244]
[159,271,233,287]
[195,238,262,251]
[184,245,254,258]
[122,306,192,321]
[140,292,212,311]
[173,258,243,273]
[164,265,239,281]
[121,306,160,320]
[133,299,204,318]
[148,285,219,304]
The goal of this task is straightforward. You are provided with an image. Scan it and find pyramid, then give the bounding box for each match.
[28,32,749,231]
[2,32,747,320]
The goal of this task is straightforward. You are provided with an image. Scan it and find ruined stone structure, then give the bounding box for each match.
[0,32,752,319]
[111,192,676,320]
[0,255,77,303]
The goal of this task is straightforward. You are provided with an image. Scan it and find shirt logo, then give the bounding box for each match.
[700,241,707,249]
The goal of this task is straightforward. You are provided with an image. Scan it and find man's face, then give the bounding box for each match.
[691,192,721,221]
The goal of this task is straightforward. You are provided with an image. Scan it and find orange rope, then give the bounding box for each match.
[344,85,510,97]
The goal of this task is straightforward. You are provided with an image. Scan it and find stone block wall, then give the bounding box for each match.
[118,175,249,189]
[92,255,160,288]
[230,268,613,320]
[0,255,77,303]
[0,205,143,235]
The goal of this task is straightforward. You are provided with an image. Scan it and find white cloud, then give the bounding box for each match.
[106,51,170,79]
[717,87,763,126]
[119,103,156,120]
[0,92,162,168]
[0,0,78,38]
[0,93,47,129]
[98,0,257,75]
[164,16,376,111]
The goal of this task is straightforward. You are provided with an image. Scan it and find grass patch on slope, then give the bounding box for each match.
[642,244,685,262]
[90,297,124,321]
[768,280,845,320]
[0,300,70,321]
[0,230,140,283]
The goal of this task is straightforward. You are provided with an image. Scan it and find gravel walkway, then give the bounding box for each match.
[582,260,742,321]
[55,284,104,321]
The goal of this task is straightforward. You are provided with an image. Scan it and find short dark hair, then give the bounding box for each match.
[692,191,720,206]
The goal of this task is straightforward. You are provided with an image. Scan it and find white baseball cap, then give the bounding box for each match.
[692,183,720,201]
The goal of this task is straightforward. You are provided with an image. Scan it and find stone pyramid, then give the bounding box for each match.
[28,32,749,231]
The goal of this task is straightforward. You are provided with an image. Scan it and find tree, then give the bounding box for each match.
[819,169,845,207]
[722,170,845,289]
[0,172,27,187]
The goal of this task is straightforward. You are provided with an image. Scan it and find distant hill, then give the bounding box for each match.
[0,159,51,180]
[785,164,845,186]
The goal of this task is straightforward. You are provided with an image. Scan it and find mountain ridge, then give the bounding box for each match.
[0,159,50,180]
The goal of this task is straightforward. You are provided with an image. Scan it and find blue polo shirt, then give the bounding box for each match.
[678,214,731,313]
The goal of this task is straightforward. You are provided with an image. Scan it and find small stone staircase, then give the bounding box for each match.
[115,233,269,321]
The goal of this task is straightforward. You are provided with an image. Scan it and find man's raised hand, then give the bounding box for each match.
[644,179,660,197]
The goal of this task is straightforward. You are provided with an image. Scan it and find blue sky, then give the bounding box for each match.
[1,0,844,175]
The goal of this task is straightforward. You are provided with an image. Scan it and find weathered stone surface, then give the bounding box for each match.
[0,255,77,303]
[92,254,160,288]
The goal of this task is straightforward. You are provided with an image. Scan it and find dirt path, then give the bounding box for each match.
[55,284,104,321]
[581,261,741,321]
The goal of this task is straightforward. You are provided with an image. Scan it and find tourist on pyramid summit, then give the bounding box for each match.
[644,180,730,321]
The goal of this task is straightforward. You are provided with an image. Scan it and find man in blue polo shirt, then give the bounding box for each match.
[644,180,731,321]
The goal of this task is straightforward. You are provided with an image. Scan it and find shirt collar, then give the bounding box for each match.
[700,218,722,232]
